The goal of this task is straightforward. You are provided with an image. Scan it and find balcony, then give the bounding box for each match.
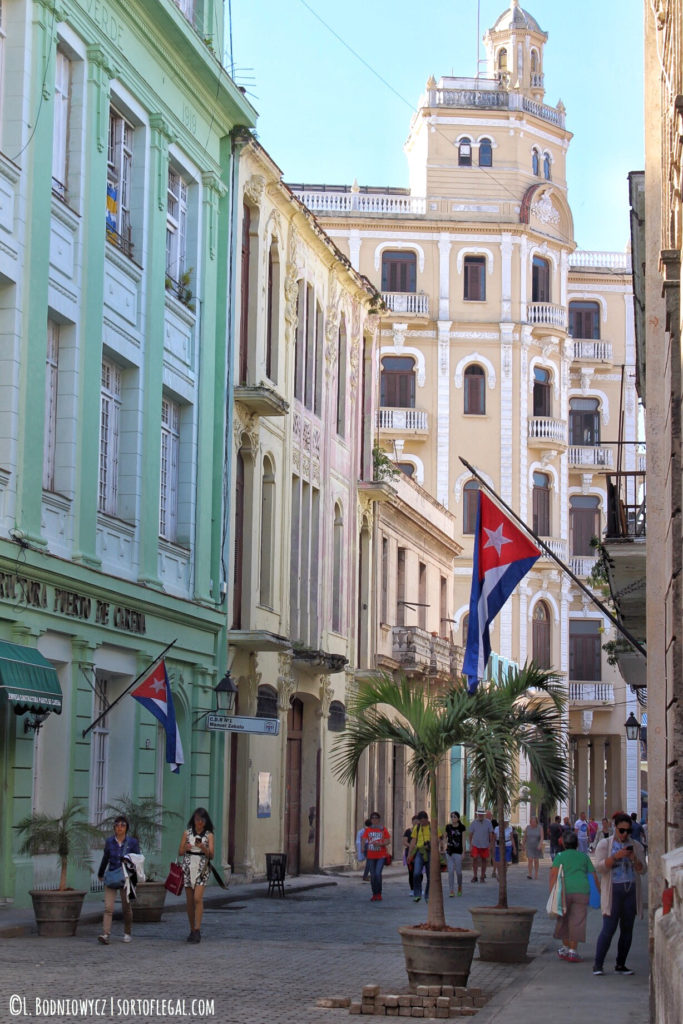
[392,626,432,672]
[570,250,632,272]
[539,537,567,562]
[424,79,565,128]
[568,445,613,468]
[568,683,615,706]
[528,417,567,447]
[233,384,289,417]
[569,554,597,577]
[526,302,568,331]
[291,189,426,217]
[382,291,429,316]
[377,407,429,435]
[571,340,614,362]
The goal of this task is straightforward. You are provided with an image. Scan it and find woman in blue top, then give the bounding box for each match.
[97,815,140,945]
[550,830,598,963]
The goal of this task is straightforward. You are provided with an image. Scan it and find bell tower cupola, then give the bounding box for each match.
[484,0,548,102]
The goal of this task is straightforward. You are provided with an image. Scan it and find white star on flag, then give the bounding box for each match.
[150,677,166,696]
[483,523,513,557]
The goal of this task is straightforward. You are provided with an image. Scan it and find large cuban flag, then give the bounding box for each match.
[131,659,184,772]
[463,491,541,694]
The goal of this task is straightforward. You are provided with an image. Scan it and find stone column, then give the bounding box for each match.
[589,736,607,820]
[606,736,625,816]
[574,737,590,816]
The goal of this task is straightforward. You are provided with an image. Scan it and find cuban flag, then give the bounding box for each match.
[131,659,184,772]
[463,491,540,694]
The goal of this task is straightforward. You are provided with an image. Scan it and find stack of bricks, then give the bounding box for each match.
[348,985,487,1018]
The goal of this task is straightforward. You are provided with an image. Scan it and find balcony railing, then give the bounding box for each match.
[569,555,597,577]
[293,190,427,216]
[425,84,564,127]
[530,73,545,88]
[570,250,632,271]
[382,291,429,315]
[392,626,432,670]
[526,302,568,330]
[528,417,567,444]
[569,683,615,704]
[572,340,613,362]
[539,537,567,561]
[377,408,428,432]
[605,446,646,539]
[568,446,613,468]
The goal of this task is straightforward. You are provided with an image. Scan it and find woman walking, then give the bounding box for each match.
[97,815,140,945]
[444,811,466,896]
[179,807,215,943]
[524,816,544,879]
[361,812,390,902]
[550,831,599,963]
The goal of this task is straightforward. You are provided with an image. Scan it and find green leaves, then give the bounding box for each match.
[14,799,102,890]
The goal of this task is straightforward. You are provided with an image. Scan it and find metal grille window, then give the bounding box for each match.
[107,108,133,254]
[458,138,472,166]
[90,677,109,825]
[160,397,180,541]
[166,169,188,285]
[328,701,346,732]
[256,685,278,718]
[43,321,59,491]
[99,360,121,515]
[52,50,70,198]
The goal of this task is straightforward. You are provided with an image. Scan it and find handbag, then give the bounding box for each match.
[164,861,184,896]
[384,853,392,867]
[546,865,567,917]
[588,872,601,909]
[104,865,125,889]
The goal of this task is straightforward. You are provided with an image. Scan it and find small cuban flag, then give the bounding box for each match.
[463,491,541,694]
[131,659,184,772]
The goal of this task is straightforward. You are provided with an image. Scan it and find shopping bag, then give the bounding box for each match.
[546,865,566,916]
[588,872,601,909]
[384,853,392,867]
[164,861,184,896]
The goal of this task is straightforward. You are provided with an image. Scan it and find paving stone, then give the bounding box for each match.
[350,1002,362,1015]
[363,986,381,998]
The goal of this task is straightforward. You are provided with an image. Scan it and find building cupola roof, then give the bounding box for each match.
[492,0,544,35]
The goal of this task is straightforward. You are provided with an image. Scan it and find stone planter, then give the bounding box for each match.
[29,889,86,937]
[131,880,168,923]
[468,906,536,962]
[398,926,480,990]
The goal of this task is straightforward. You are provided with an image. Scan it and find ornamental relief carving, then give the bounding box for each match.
[319,679,335,716]
[244,174,266,207]
[349,336,360,393]
[284,229,301,329]
[277,653,295,712]
[233,408,260,454]
[531,194,560,227]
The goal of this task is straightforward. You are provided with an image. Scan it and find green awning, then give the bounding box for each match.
[0,641,63,715]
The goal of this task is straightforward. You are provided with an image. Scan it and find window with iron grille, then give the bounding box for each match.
[458,138,472,166]
[464,364,486,414]
[256,685,278,718]
[43,321,60,491]
[90,676,109,825]
[332,503,343,633]
[336,317,346,436]
[381,251,416,292]
[107,108,133,254]
[166,168,188,287]
[464,256,486,301]
[52,50,71,199]
[99,360,121,515]
[328,700,346,732]
[160,397,180,542]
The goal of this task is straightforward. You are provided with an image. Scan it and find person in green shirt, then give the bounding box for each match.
[407,811,443,903]
[550,830,598,963]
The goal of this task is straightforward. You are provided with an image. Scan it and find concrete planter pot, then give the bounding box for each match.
[131,880,168,923]
[29,889,87,937]
[398,926,480,990]
[468,906,537,962]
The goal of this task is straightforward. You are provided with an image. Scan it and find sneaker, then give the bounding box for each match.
[97,934,110,945]
[413,896,421,902]
[375,894,382,901]
[614,965,634,976]
[457,888,462,896]
[449,891,455,897]
[122,934,132,943]
[592,967,604,976]
[557,946,569,959]
[471,877,478,883]
[565,951,583,963]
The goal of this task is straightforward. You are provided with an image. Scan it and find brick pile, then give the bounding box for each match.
[347,984,487,1018]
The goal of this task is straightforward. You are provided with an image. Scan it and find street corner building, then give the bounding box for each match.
[0,0,256,906]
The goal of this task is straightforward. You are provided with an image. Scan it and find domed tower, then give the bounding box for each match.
[484,0,548,103]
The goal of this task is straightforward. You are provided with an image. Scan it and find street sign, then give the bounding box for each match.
[205,713,280,735]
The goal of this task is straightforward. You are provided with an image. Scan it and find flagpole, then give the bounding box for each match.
[459,457,647,660]
[81,638,178,738]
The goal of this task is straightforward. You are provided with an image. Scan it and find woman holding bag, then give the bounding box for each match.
[550,831,598,962]
[179,807,215,944]
[97,815,141,945]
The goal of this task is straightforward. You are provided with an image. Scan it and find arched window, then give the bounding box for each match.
[532,256,551,302]
[530,50,539,73]
[259,456,275,608]
[479,138,493,167]
[336,316,347,436]
[532,148,540,176]
[328,700,346,732]
[458,138,472,167]
[332,503,343,633]
[397,462,415,477]
[257,685,278,718]
[464,364,486,415]
[532,471,551,536]
[265,238,280,383]
[381,250,416,293]
[463,480,479,534]
[570,496,600,556]
[543,153,552,180]
[532,602,551,668]
[380,356,415,408]
[461,613,469,647]
[533,367,551,417]
[569,301,600,340]
[569,398,600,446]
[498,48,508,71]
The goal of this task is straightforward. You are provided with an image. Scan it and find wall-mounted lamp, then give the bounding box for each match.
[215,672,238,714]
[624,712,641,741]
[24,713,48,734]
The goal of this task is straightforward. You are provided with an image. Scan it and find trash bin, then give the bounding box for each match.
[265,853,287,897]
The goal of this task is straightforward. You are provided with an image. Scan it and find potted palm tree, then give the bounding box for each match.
[466,663,568,962]
[332,674,486,990]
[98,795,180,922]
[14,799,102,936]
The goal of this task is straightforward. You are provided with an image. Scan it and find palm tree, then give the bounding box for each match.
[465,662,568,909]
[15,799,102,891]
[332,673,492,930]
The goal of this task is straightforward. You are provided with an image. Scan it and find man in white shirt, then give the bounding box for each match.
[468,809,494,883]
[574,811,590,853]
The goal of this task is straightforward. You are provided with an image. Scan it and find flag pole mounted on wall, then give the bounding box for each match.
[459,456,646,661]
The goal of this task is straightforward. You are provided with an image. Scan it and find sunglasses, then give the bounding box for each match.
[616,827,632,835]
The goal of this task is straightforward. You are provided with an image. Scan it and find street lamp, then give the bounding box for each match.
[624,712,641,741]
[215,672,238,714]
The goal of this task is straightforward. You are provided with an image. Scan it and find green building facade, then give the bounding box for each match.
[0,0,255,905]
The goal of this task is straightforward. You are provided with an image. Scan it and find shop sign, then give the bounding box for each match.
[205,714,280,735]
[0,570,146,635]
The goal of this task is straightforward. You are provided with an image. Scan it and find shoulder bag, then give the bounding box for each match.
[164,861,184,896]
[546,864,567,917]
[104,864,125,889]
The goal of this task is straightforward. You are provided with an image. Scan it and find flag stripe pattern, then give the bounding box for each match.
[131,659,184,772]
[463,491,540,693]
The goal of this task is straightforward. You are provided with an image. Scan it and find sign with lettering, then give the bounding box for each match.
[205,714,280,736]
[0,571,146,635]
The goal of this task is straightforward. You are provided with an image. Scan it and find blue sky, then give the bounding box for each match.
[229,1,643,252]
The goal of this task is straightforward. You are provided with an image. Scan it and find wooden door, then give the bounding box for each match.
[285,699,303,874]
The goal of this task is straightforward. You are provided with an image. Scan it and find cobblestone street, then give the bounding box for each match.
[0,865,649,1024]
